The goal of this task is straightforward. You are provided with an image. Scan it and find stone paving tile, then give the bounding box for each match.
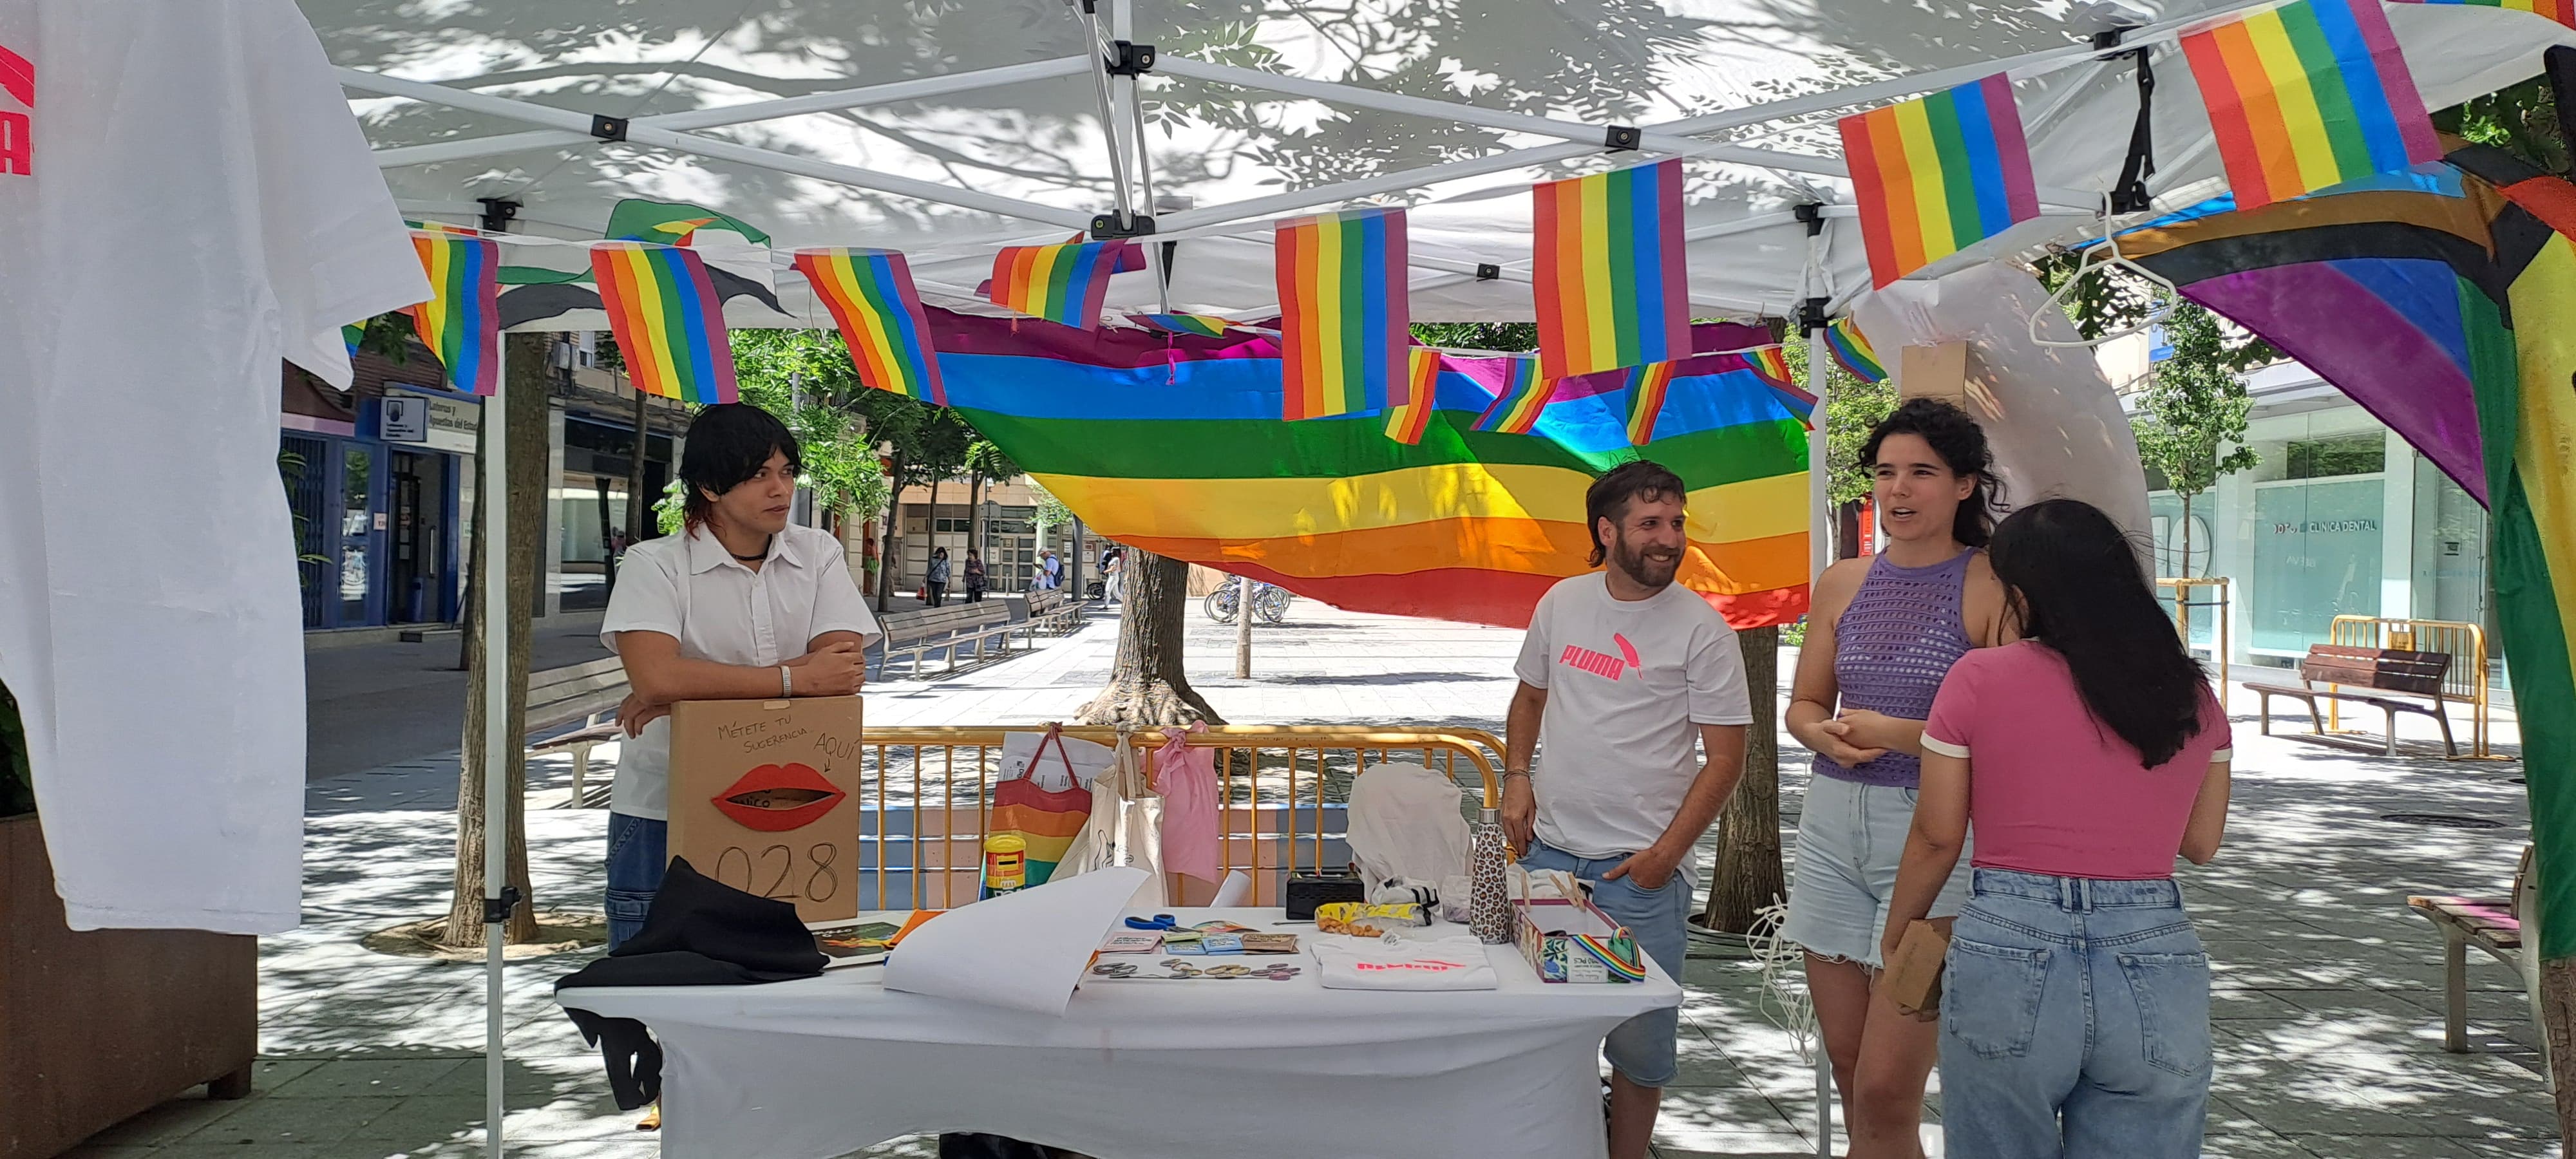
[59,605,2566,1156]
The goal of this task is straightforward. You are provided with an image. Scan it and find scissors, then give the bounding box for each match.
[1124,913,1182,932]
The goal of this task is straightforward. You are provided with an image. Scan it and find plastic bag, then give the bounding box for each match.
[1345,760,1473,887]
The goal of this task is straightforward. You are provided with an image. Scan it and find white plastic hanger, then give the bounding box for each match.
[2028,191,2182,348]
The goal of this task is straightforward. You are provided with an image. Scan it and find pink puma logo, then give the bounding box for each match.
[0,45,30,109]
[1559,634,1640,681]
[0,44,29,178]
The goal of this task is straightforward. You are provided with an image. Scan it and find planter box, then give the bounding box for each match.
[1,815,256,1158]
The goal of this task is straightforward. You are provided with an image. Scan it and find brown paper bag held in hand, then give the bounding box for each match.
[1881,920,1951,1017]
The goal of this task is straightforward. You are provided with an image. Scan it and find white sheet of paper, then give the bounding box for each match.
[882,867,1148,1017]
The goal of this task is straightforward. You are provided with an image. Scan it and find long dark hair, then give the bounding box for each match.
[679,404,802,530]
[1987,499,2208,766]
[1858,399,2001,549]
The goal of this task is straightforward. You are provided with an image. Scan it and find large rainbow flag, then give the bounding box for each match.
[590,241,738,403]
[1840,73,2040,287]
[1533,159,1689,381]
[793,247,944,403]
[1277,208,1411,420]
[2117,144,2576,961]
[927,312,1811,628]
[404,230,500,396]
[2179,0,2440,211]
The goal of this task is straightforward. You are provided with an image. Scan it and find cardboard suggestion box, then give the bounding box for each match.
[668,695,864,924]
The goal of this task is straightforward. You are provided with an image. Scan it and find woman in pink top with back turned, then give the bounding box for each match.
[1881,499,2233,1159]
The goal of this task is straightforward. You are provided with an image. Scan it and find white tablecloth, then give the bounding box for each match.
[556,907,1681,1159]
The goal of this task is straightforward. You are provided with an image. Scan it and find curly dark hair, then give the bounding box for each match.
[1857,398,2002,549]
[1584,459,1688,567]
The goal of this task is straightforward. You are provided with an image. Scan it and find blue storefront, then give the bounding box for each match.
[281,385,477,630]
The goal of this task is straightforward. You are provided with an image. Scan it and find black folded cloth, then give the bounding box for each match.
[554,856,825,1108]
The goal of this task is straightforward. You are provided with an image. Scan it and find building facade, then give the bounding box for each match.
[889,476,1085,594]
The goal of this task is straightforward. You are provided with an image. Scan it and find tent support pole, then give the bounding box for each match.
[1157,141,1599,234]
[1799,225,1835,1159]
[1081,5,1137,231]
[482,343,511,1159]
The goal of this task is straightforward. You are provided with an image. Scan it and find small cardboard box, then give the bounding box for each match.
[1514,872,1647,984]
[667,696,864,924]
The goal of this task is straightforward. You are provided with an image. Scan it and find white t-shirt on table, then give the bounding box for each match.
[601,525,884,821]
[1512,572,1753,859]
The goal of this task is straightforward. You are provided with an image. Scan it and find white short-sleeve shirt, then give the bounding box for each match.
[1511,572,1754,858]
[600,524,884,820]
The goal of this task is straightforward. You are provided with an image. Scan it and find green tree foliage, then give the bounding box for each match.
[2436,76,2564,174]
[1795,339,1898,507]
[2128,304,2260,576]
[727,330,901,521]
[1410,322,1538,352]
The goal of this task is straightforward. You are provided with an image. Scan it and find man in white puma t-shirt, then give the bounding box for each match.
[1504,459,1752,1159]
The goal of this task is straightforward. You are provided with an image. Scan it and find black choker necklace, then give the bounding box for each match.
[729,537,772,562]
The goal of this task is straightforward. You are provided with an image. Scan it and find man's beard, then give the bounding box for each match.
[1612,535,1681,590]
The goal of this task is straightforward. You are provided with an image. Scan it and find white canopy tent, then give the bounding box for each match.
[305,1,2576,1154]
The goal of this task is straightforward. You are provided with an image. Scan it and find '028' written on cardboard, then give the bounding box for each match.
[668,697,864,924]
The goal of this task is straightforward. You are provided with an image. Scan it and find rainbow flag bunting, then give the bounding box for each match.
[1747,345,1794,389]
[1276,207,1411,420]
[988,241,1121,329]
[1826,317,1888,382]
[1470,356,1551,434]
[1533,159,1689,382]
[1130,313,1236,339]
[2180,0,2441,211]
[793,247,945,404]
[1623,361,1680,447]
[1386,348,1443,445]
[2391,0,2576,27]
[404,230,501,396]
[342,323,366,361]
[589,241,739,404]
[1841,74,2041,288]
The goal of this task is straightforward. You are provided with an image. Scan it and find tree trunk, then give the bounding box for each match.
[2541,956,2576,1144]
[626,386,649,547]
[967,474,985,564]
[875,453,904,612]
[451,419,482,672]
[1701,625,1783,934]
[2179,491,2197,578]
[442,332,547,947]
[1079,549,1222,726]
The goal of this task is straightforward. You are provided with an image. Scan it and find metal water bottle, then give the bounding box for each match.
[1468,807,1511,944]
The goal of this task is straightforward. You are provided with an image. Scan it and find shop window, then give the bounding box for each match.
[2285,433,2385,479]
[2249,478,2382,653]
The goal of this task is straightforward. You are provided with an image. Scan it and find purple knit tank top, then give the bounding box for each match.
[1811,549,1977,789]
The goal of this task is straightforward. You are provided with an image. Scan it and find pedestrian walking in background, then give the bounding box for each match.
[1503,460,1751,1159]
[1103,551,1124,604]
[1780,399,2011,1159]
[963,550,987,603]
[1884,498,2234,1159]
[927,547,951,608]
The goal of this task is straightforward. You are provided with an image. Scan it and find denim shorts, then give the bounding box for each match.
[1780,773,1972,968]
[1942,869,2210,1158]
[605,811,668,951]
[1519,840,1693,1088]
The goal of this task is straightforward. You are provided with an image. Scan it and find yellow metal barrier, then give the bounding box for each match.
[2156,577,2232,692]
[2325,616,2496,758]
[852,725,1506,910]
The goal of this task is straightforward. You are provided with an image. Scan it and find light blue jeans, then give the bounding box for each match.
[1520,840,1694,1087]
[1942,868,2211,1159]
[605,811,668,951]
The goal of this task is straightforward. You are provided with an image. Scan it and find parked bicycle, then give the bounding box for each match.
[1204,580,1293,625]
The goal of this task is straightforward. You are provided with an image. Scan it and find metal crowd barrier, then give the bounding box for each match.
[851,725,1506,910]
[2327,616,2498,758]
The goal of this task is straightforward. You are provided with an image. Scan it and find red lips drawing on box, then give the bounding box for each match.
[712,762,846,831]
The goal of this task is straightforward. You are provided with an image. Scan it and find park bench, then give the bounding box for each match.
[2407,847,2544,1058]
[1020,587,1086,641]
[522,655,630,806]
[2245,645,2458,757]
[876,602,1016,677]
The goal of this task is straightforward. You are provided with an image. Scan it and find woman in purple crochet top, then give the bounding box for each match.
[1781,399,2012,1159]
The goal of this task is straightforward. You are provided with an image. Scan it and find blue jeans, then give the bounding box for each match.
[1942,868,2211,1159]
[605,812,668,951]
[1520,840,1693,1087]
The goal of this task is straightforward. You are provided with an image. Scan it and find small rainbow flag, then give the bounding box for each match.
[1470,356,1551,435]
[1276,207,1411,421]
[988,241,1120,329]
[1129,313,1236,339]
[589,241,739,404]
[1533,158,1689,382]
[2180,0,2441,211]
[1825,317,1888,382]
[1841,74,2040,288]
[1385,348,1442,445]
[1747,344,1794,389]
[1622,361,1680,447]
[342,323,366,361]
[2391,0,2576,28]
[794,247,944,404]
[404,230,500,396]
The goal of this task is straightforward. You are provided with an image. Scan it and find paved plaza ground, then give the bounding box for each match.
[62,599,2556,1158]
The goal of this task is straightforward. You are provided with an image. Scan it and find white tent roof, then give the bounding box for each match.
[314,0,2576,328]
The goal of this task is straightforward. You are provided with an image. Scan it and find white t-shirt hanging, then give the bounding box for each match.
[601,525,885,820]
[0,1,426,932]
[1511,572,1753,859]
